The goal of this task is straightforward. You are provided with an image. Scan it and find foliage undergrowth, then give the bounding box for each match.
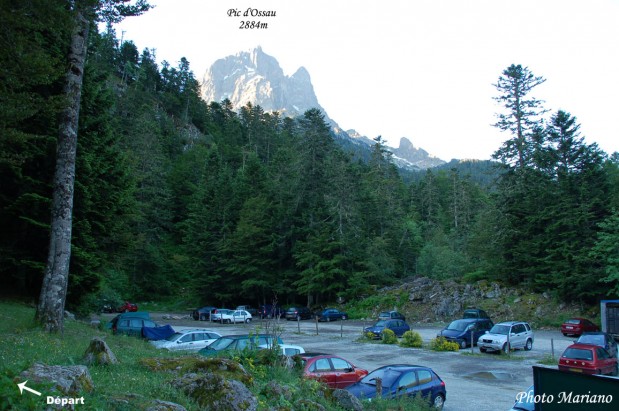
[400,330,423,348]
[429,336,460,352]
[381,328,398,344]
[0,301,433,410]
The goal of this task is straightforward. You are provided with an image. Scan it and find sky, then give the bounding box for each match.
[113,0,619,161]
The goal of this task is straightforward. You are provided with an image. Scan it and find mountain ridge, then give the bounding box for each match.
[201,46,446,170]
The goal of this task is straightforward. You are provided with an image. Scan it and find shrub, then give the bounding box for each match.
[429,336,459,352]
[381,328,398,344]
[364,331,377,340]
[399,330,423,348]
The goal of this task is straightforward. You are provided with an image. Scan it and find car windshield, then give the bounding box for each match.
[562,347,593,361]
[577,335,603,345]
[566,319,581,324]
[360,368,402,388]
[489,324,510,335]
[447,320,470,331]
[165,332,183,342]
[374,320,388,327]
[208,337,236,350]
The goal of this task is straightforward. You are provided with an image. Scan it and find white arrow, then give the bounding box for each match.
[17,381,42,396]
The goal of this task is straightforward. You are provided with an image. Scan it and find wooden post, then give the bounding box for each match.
[376,377,382,398]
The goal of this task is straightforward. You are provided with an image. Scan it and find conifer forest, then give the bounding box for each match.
[1,0,618,321]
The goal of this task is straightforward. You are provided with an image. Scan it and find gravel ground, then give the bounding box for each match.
[121,313,591,411]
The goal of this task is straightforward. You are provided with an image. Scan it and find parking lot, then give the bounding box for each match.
[144,313,584,411]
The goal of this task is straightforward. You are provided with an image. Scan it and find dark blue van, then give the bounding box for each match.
[437,318,494,348]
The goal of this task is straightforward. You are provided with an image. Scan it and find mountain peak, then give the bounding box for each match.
[201,47,324,118]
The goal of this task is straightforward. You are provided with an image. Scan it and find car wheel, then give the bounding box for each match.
[326,317,331,322]
[342,315,347,320]
[562,333,568,337]
[245,318,251,323]
[524,339,533,351]
[502,343,510,354]
[433,394,445,409]
[479,347,487,353]
[459,340,467,349]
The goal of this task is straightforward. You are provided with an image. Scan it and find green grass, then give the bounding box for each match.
[0,301,434,411]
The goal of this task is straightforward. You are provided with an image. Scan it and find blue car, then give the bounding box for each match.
[346,364,446,408]
[437,318,494,349]
[318,308,348,322]
[365,319,411,338]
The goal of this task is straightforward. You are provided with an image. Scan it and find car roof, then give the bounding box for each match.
[566,343,597,350]
[496,321,526,325]
[219,334,277,340]
[580,331,607,336]
[373,364,431,372]
[178,328,220,334]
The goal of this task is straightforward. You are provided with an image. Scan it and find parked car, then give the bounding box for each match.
[575,332,618,358]
[300,353,368,389]
[150,329,222,352]
[258,304,284,319]
[198,334,283,356]
[508,385,535,411]
[561,317,600,336]
[235,305,258,316]
[285,306,313,320]
[317,308,348,322]
[117,301,138,313]
[212,309,252,324]
[109,312,156,337]
[558,343,618,376]
[365,319,411,338]
[438,318,494,349]
[463,308,490,320]
[477,321,534,354]
[378,311,406,321]
[346,364,446,409]
[259,343,305,356]
[192,306,217,321]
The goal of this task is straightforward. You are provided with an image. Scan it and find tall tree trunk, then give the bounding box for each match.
[36,10,90,333]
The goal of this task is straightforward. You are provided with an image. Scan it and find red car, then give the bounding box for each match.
[301,353,368,389]
[117,301,138,313]
[561,317,599,336]
[558,343,618,376]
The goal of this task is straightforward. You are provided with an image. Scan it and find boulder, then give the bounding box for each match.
[146,399,188,411]
[83,337,118,366]
[172,372,257,411]
[331,389,363,411]
[20,363,94,396]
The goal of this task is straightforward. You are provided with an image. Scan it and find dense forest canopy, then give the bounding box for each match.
[1,2,618,316]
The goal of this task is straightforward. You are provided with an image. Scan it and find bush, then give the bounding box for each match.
[400,330,423,348]
[381,329,398,344]
[429,336,459,352]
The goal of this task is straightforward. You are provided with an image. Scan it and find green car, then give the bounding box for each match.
[108,312,156,337]
[198,334,283,356]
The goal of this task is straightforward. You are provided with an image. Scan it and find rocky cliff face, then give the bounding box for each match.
[201,46,328,120]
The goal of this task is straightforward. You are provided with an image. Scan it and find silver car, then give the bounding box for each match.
[478,321,534,354]
[150,329,222,352]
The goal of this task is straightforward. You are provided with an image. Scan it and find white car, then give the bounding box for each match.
[259,343,305,356]
[477,321,534,354]
[150,329,222,352]
[212,309,253,324]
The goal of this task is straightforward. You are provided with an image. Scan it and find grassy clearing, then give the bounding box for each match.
[0,301,434,410]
